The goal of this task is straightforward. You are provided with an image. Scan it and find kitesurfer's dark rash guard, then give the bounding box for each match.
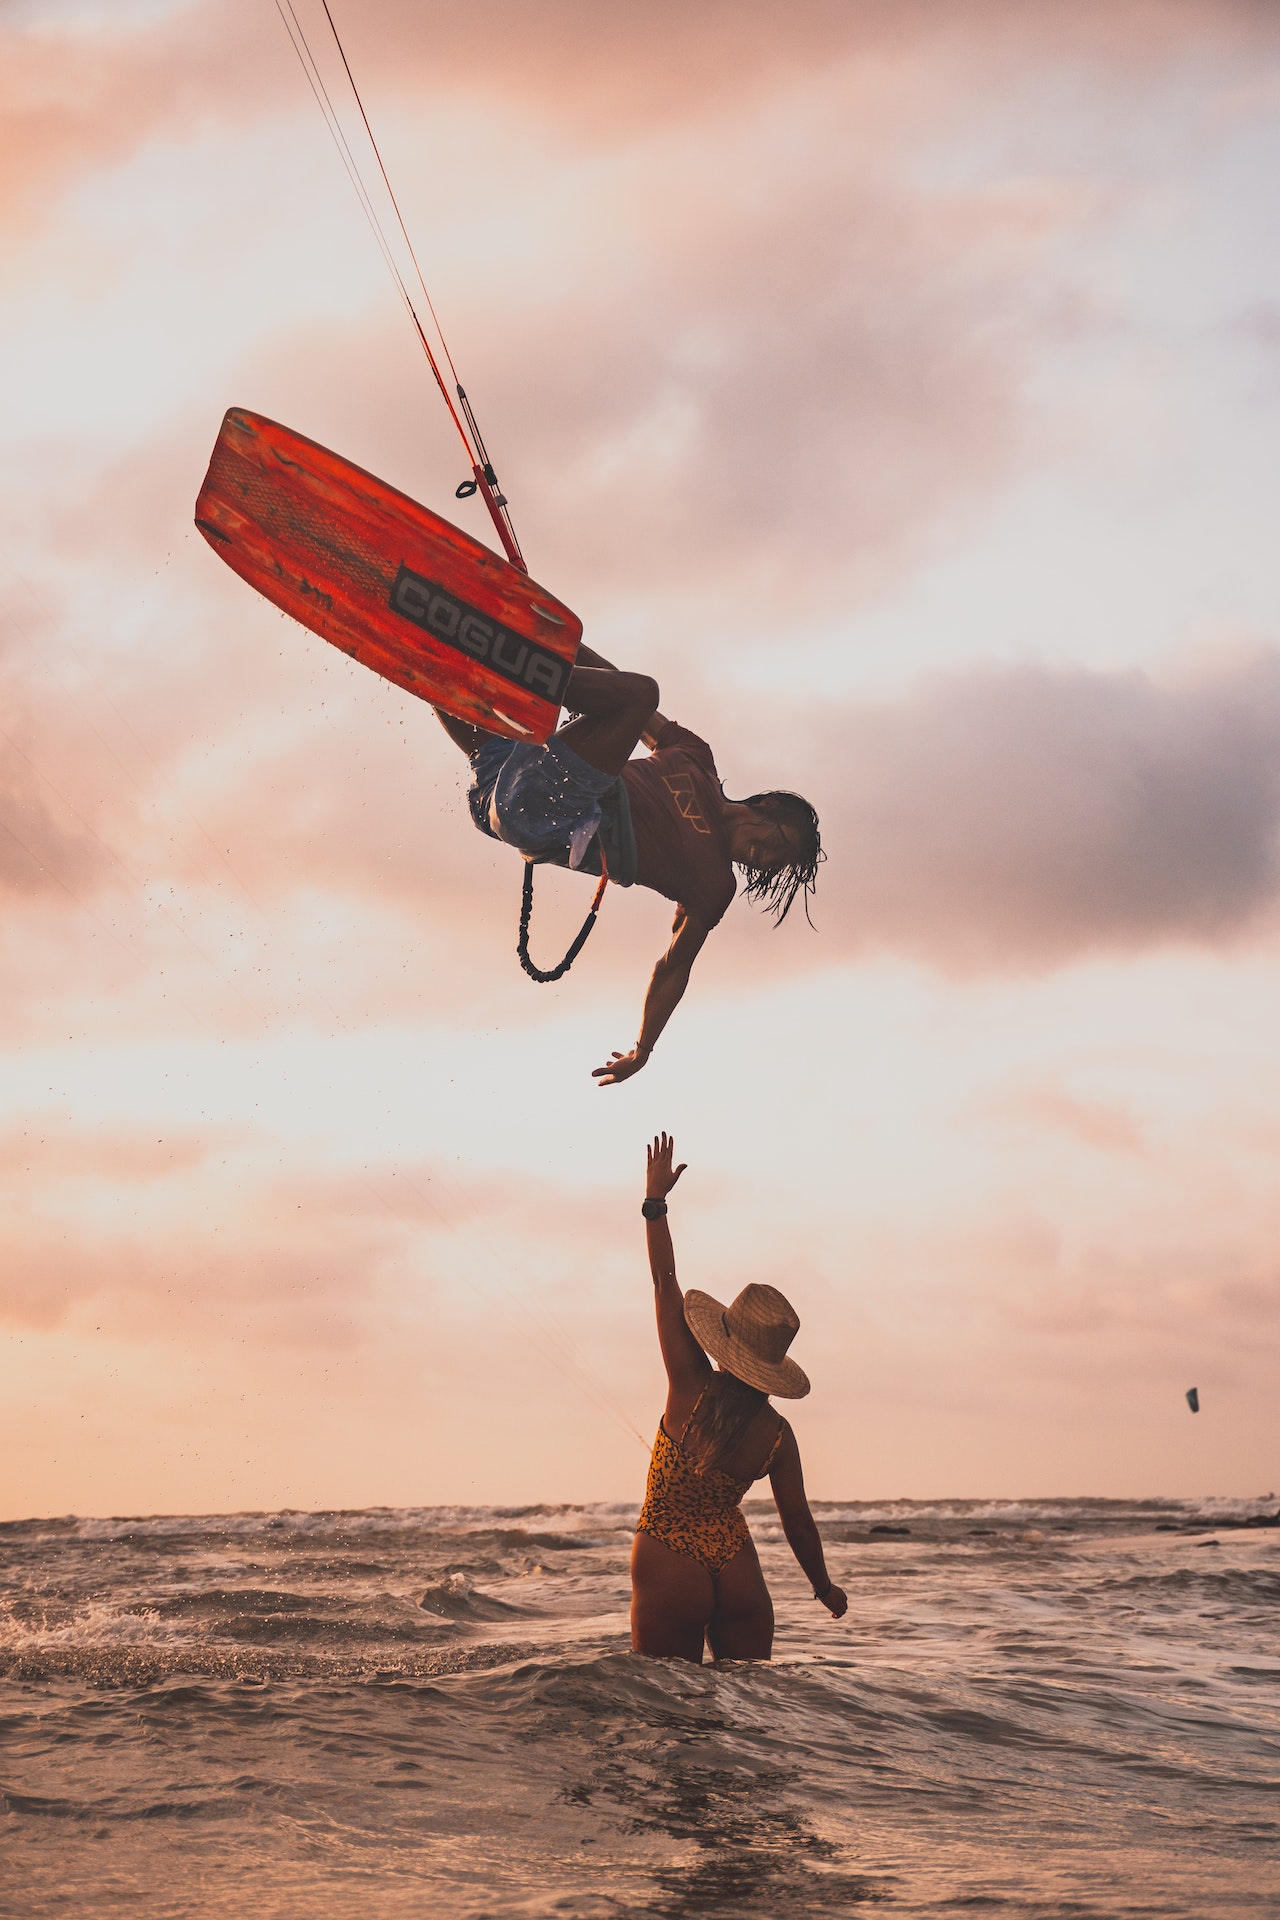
[621,722,736,926]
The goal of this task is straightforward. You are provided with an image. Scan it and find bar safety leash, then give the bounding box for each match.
[517,861,609,983]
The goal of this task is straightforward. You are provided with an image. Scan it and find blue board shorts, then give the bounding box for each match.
[467,731,637,883]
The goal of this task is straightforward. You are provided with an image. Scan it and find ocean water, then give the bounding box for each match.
[2,1496,1278,1918]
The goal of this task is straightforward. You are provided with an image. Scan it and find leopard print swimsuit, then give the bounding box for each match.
[635,1391,785,1575]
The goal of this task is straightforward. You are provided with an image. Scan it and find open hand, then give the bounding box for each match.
[593,1047,649,1086]
[819,1585,848,1619]
[646,1132,687,1199]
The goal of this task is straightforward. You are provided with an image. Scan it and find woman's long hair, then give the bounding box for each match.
[683,1370,768,1472]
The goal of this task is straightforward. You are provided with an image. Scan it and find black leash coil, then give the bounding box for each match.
[517,862,608,983]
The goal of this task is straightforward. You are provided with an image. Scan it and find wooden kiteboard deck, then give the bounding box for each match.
[194,409,580,742]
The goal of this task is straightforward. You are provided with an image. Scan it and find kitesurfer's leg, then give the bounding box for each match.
[571,645,671,751]
[705,1540,774,1661]
[630,1530,713,1663]
[433,665,656,777]
[556,666,659,778]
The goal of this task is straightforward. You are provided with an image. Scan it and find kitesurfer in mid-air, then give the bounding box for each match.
[628,1133,847,1662]
[434,646,822,1083]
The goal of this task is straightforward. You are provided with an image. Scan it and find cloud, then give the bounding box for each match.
[0,1223,391,1343]
[5,0,1275,208]
[959,1218,1280,1361]
[47,174,1043,625]
[10,510,1280,1023]
[483,164,1041,607]
[807,649,1280,970]
[0,1144,431,1340]
[8,0,1280,1514]
[17,0,1280,628]
[0,0,279,234]
[0,1123,633,1343]
[152,0,1280,151]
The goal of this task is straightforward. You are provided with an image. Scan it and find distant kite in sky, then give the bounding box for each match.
[1186,1387,1200,1413]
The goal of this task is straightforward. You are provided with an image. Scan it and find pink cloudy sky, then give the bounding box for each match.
[3,0,1280,1518]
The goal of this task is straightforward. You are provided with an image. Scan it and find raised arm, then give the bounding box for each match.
[593,907,713,1086]
[642,1134,711,1422]
[768,1424,848,1620]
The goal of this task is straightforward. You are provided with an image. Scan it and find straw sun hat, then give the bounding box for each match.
[683,1283,811,1399]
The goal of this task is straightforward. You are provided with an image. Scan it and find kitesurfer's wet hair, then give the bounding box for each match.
[734,790,823,927]
[683,1371,769,1473]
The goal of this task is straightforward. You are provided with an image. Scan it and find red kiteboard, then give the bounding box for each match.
[194,409,580,742]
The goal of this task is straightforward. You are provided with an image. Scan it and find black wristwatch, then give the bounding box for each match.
[641,1197,668,1221]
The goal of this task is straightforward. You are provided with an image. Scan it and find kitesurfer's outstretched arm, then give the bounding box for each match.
[593,906,712,1086]
[571,646,705,1085]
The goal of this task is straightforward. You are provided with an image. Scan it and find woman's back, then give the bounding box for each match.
[676,1379,784,1488]
[637,1377,787,1577]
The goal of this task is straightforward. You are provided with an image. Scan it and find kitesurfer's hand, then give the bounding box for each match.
[592,1046,650,1086]
[645,1132,687,1199]
[819,1584,848,1619]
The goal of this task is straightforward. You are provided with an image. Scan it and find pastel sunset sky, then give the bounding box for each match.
[3,0,1279,1517]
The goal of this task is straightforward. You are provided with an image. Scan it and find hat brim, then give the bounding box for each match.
[683,1290,810,1399]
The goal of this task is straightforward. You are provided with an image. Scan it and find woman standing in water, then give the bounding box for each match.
[632,1134,848,1663]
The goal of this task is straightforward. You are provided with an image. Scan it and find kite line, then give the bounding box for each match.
[273,0,526,571]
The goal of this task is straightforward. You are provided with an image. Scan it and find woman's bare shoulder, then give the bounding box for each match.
[719,1404,786,1484]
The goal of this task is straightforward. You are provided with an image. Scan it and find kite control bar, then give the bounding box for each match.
[453,385,525,572]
